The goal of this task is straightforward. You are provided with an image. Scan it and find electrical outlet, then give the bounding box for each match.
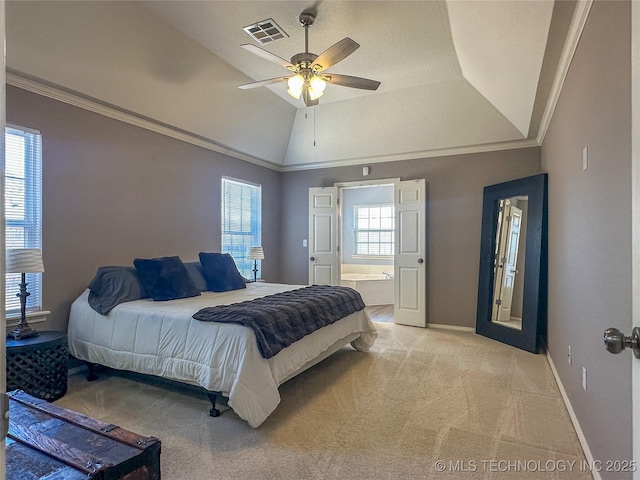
[582,367,587,391]
[568,346,572,365]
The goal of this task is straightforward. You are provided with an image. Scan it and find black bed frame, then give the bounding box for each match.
[84,361,224,417]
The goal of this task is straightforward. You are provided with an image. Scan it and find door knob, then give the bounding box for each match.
[603,327,640,358]
[417,258,424,264]
[309,257,315,261]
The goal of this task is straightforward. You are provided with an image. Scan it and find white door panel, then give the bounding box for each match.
[313,214,333,253]
[308,187,339,286]
[312,265,333,286]
[398,267,420,310]
[312,192,334,208]
[399,210,420,253]
[394,179,427,327]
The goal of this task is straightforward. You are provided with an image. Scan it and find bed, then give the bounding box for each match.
[67,261,378,428]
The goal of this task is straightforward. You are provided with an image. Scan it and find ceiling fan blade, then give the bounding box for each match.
[324,73,381,91]
[240,44,296,71]
[310,37,360,72]
[238,77,291,90]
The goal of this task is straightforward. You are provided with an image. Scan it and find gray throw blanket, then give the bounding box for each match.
[192,285,366,359]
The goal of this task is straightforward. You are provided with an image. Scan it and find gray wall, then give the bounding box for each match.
[280,149,541,327]
[542,0,632,474]
[6,85,282,332]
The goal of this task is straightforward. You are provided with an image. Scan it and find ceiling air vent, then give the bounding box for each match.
[243,18,288,44]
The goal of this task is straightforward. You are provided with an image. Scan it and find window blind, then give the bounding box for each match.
[5,126,43,314]
[354,204,394,256]
[221,177,261,278]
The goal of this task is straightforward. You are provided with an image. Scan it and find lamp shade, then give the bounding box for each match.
[247,246,265,260]
[6,248,45,274]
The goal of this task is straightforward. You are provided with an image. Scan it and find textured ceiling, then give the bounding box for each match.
[5,1,575,170]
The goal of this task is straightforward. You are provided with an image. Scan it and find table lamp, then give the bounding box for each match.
[6,248,45,340]
[247,246,264,283]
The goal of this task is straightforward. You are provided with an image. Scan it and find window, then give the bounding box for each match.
[5,126,43,315]
[354,204,394,256]
[221,177,261,278]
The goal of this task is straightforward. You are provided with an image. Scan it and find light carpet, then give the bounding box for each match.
[56,323,590,479]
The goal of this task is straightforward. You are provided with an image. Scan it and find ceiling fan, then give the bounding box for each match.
[238,10,381,107]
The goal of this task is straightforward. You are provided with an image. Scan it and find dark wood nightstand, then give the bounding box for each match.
[6,330,68,401]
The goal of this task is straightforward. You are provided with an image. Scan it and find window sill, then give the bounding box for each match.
[351,255,394,260]
[6,310,51,327]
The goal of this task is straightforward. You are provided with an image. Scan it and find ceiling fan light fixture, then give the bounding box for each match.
[308,76,327,100]
[238,10,380,107]
[287,74,304,99]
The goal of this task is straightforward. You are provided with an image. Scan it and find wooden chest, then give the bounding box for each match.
[7,390,161,479]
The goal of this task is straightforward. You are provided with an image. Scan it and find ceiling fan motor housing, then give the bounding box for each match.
[291,52,318,70]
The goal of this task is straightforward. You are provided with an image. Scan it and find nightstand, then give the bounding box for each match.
[6,330,69,401]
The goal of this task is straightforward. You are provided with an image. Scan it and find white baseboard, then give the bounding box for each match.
[427,323,475,332]
[545,346,601,480]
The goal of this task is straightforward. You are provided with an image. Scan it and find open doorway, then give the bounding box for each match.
[308,178,426,327]
[338,182,395,309]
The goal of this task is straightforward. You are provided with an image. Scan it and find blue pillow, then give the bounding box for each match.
[134,256,201,301]
[88,266,150,315]
[199,252,247,292]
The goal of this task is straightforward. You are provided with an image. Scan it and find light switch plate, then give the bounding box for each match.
[583,146,588,171]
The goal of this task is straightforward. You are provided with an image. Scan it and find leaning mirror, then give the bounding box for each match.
[476,174,547,353]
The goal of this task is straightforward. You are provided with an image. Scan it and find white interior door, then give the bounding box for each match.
[308,187,339,286]
[497,205,522,321]
[492,199,509,320]
[394,179,426,327]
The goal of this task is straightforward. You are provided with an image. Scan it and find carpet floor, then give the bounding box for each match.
[56,322,590,479]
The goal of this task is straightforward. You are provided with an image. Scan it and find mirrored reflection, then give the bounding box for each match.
[491,195,528,330]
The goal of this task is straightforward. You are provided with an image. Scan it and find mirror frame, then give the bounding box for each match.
[476,173,548,353]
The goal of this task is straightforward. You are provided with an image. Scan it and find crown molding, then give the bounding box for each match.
[536,0,594,145]
[6,71,283,172]
[280,138,541,172]
[9,64,565,174]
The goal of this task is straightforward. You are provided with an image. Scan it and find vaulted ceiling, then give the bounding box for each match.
[6,1,580,170]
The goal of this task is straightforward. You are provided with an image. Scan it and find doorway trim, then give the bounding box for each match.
[334,178,401,189]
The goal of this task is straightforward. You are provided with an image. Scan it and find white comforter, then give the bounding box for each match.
[67,282,377,427]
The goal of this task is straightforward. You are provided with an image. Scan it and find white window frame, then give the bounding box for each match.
[221,177,262,278]
[353,203,395,258]
[5,125,48,325]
